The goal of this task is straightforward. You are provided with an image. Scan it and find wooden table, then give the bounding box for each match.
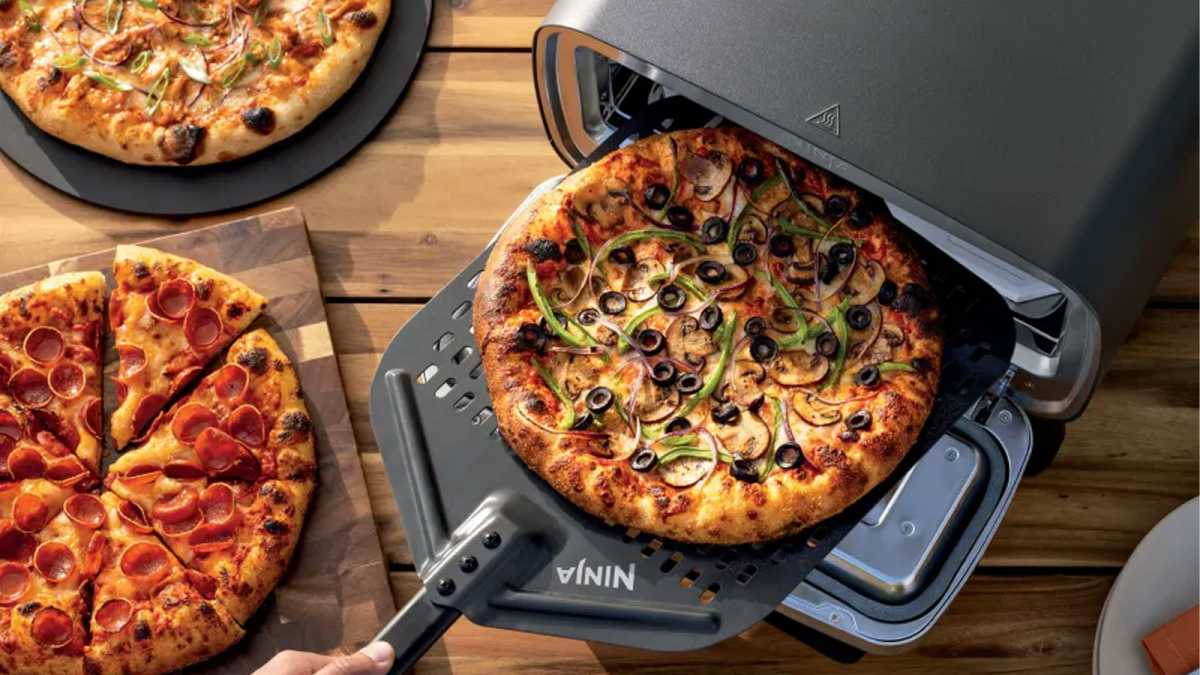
[1,2,1196,672]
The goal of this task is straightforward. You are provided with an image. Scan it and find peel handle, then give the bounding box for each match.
[374,586,460,674]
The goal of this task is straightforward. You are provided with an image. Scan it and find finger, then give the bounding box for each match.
[253,649,337,675]
[314,642,396,675]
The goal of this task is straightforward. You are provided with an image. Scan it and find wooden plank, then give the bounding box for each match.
[428,0,552,49]
[386,570,1112,674]
[0,53,1193,303]
[329,303,1199,568]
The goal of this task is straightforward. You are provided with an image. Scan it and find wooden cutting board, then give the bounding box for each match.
[0,207,394,671]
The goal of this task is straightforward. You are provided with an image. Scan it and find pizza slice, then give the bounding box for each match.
[0,479,93,674]
[106,330,316,623]
[109,246,267,449]
[82,492,244,675]
[0,272,106,475]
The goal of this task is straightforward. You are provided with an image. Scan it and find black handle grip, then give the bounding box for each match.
[374,586,461,674]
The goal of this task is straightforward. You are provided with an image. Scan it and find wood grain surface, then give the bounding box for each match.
[0,1,1195,672]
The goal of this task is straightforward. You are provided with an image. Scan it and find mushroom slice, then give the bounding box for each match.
[658,456,712,488]
[726,360,767,408]
[573,177,630,229]
[881,323,906,348]
[846,260,886,304]
[634,383,681,423]
[768,351,829,386]
[712,411,771,460]
[624,258,666,302]
[666,315,716,367]
[551,265,589,307]
[798,247,856,303]
[773,194,826,231]
[767,305,803,334]
[679,151,733,202]
[791,391,842,426]
[736,213,768,244]
[861,337,893,366]
[751,175,790,212]
[846,304,883,361]
[558,355,605,400]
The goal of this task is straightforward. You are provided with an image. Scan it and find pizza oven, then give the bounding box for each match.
[527,0,1199,655]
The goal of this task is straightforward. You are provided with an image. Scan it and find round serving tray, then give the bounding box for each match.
[0,0,430,216]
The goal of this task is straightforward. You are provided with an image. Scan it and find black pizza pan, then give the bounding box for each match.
[0,0,429,216]
[366,97,1017,672]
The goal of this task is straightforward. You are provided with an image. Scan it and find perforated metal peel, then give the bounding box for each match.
[367,98,1015,672]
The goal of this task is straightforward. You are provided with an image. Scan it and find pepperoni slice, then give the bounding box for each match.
[108,294,124,332]
[13,493,49,533]
[65,344,97,365]
[115,380,128,405]
[45,458,88,486]
[116,500,153,534]
[23,327,65,365]
[157,278,196,320]
[158,510,202,537]
[30,410,77,453]
[0,521,36,563]
[168,366,204,398]
[183,307,222,350]
[30,607,74,647]
[63,494,105,530]
[81,532,108,577]
[225,405,265,448]
[36,431,71,458]
[162,460,206,480]
[119,542,169,583]
[0,354,10,391]
[170,404,218,445]
[131,395,168,439]
[199,483,235,524]
[0,562,30,605]
[213,365,249,405]
[47,362,85,400]
[9,369,51,408]
[7,446,46,480]
[185,569,218,600]
[94,598,133,633]
[117,464,161,486]
[80,398,102,438]
[232,481,258,507]
[187,522,236,553]
[214,450,262,483]
[116,344,147,380]
[33,542,76,582]
[194,427,241,473]
[150,488,199,524]
[0,412,23,444]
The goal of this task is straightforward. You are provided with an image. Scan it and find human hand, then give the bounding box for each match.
[253,641,396,675]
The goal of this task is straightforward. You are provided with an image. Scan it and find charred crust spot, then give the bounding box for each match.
[0,41,16,70]
[194,278,213,301]
[241,106,277,135]
[237,347,269,374]
[38,67,62,90]
[815,445,846,469]
[160,123,207,165]
[83,658,102,675]
[133,620,152,641]
[524,238,561,263]
[132,262,150,280]
[345,9,377,27]
[0,0,12,11]
[199,602,216,618]
[226,302,247,319]
[278,411,311,442]
[17,601,40,616]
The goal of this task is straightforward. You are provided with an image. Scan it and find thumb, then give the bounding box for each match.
[313,642,395,675]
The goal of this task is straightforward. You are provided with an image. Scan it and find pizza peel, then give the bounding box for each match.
[0,0,429,216]
[367,98,1016,672]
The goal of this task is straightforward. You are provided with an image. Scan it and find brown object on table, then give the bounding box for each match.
[0,207,394,672]
[1143,605,1200,675]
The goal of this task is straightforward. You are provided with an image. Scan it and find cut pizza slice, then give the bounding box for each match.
[0,479,93,674]
[0,272,106,475]
[109,245,267,449]
[106,329,316,624]
[82,492,244,675]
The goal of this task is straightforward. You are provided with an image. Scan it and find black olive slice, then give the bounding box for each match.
[576,308,600,326]
[848,205,873,229]
[749,335,778,363]
[736,158,764,184]
[636,329,666,356]
[818,256,841,284]
[744,316,767,336]
[730,458,758,482]
[608,246,635,265]
[598,291,628,315]
[526,238,561,262]
[829,242,855,267]
[854,365,881,388]
[815,331,839,357]
[630,448,658,472]
[732,242,758,266]
[824,195,849,219]
[657,284,687,312]
[877,280,898,306]
[675,373,703,395]
[846,410,872,430]
[712,403,741,425]
[666,206,696,231]
[516,323,546,352]
[564,239,587,264]
[651,361,678,387]
[665,417,692,433]
[768,234,796,258]
[571,412,594,430]
[696,260,728,285]
[774,443,802,469]
[699,305,723,332]
[643,183,670,210]
[846,305,873,330]
[241,107,276,135]
[700,217,728,244]
[586,387,614,414]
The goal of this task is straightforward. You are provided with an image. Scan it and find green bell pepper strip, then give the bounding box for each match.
[758,396,786,482]
[878,361,917,374]
[775,216,857,245]
[774,158,837,233]
[657,445,735,466]
[617,305,662,353]
[756,270,808,349]
[657,433,698,448]
[526,261,595,349]
[677,310,738,418]
[532,361,576,430]
[604,229,705,256]
[819,299,851,390]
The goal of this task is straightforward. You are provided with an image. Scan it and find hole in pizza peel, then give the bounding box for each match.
[680,568,702,589]
[714,550,739,570]
[416,364,438,385]
[699,583,720,605]
[466,270,483,290]
[452,346,473,365]
[451,301,472,320]
[433,332,455,352]
[470,407,493,426]
[469,363,483,380]
[434,378,456,399]
[488,426,500,440]
[453,392,475,412]
[660,552,683,574]
[736,564,759,585]
[640,539,662,558]
[620,528,640,543]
